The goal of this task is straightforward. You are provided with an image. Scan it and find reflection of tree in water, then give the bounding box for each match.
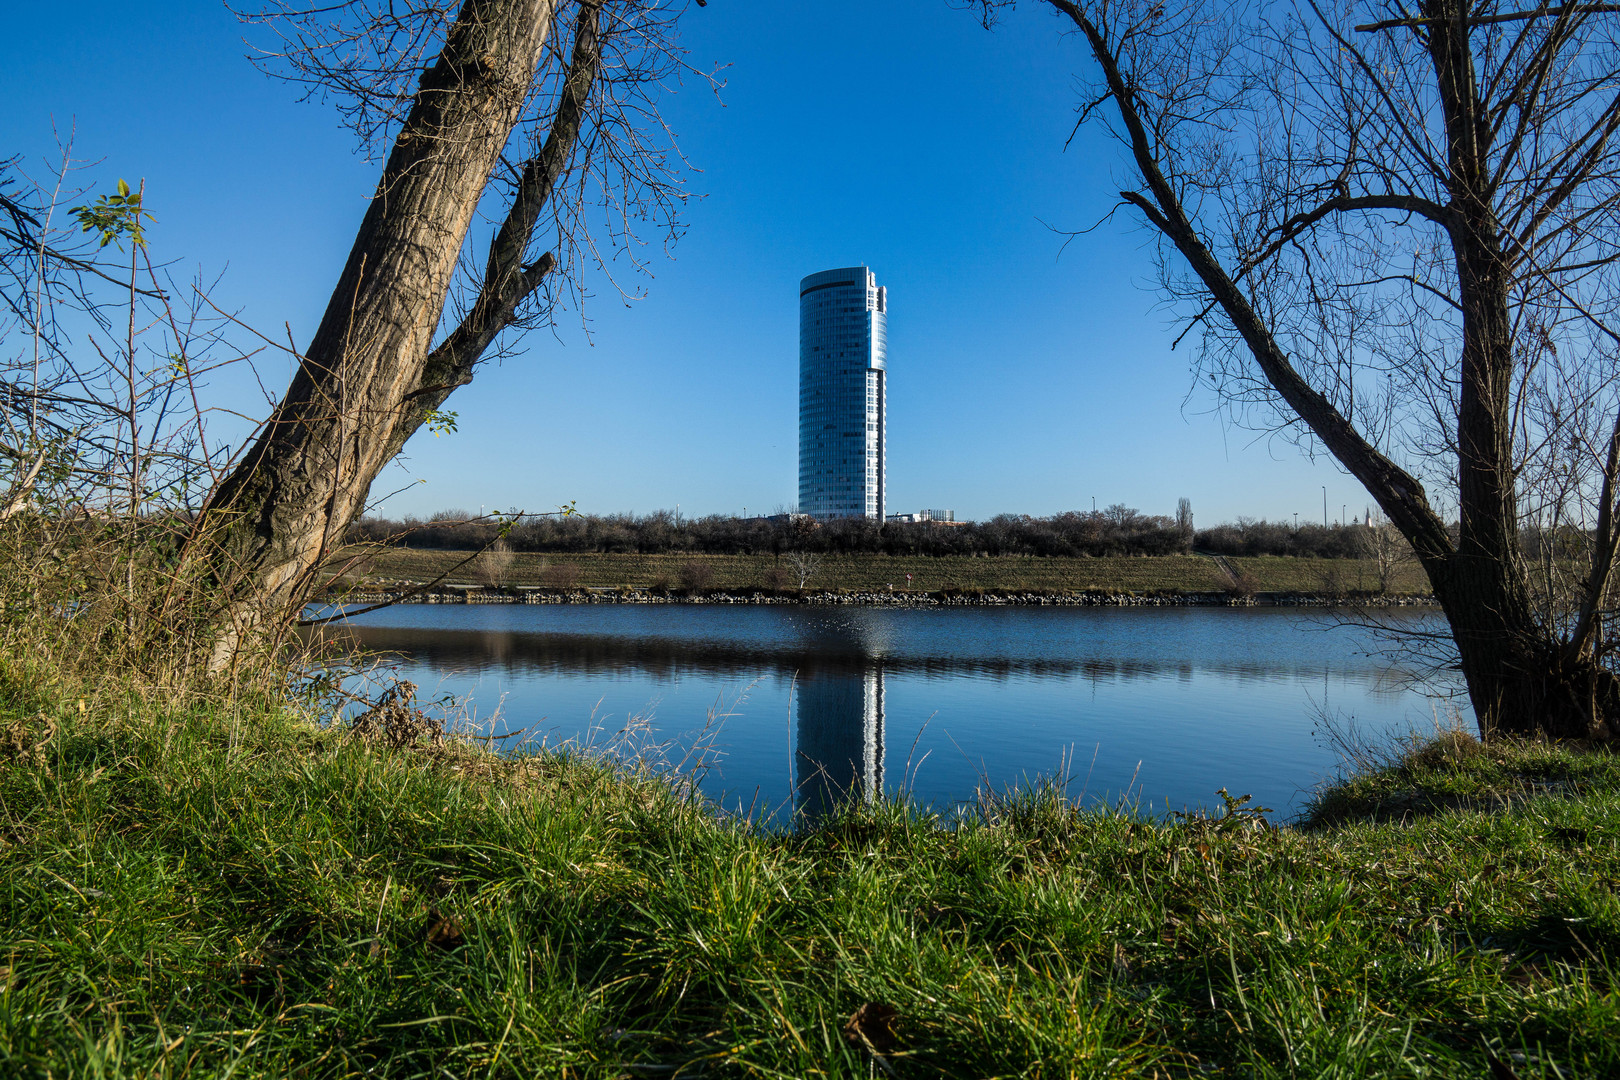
[321,624,1399,688]
[793,665,884,825]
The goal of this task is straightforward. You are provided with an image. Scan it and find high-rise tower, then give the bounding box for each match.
[798,266,886,520]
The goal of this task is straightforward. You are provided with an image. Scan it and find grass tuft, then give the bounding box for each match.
[1303,726,1617,828]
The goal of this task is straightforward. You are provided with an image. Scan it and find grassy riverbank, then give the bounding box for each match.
[338,548,1434,597]
[3,661,1615,1077]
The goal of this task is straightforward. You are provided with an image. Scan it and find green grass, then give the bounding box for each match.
[2,669,1615,1077]
[342,549,1434,597]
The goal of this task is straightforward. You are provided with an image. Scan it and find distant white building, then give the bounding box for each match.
[886,509,957,524]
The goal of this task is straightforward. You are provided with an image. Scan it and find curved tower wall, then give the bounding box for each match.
[798,266,886,520]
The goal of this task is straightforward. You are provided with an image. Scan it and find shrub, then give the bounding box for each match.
[473,540,515,588]
[1228,570,1261,599]
[677,560,715,592]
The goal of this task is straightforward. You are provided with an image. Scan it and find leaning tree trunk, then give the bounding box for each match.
[201,0,561,664]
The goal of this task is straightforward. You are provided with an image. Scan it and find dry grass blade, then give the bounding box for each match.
[2,712,55,765]
[347,681,444,750]
[423,908,464,952]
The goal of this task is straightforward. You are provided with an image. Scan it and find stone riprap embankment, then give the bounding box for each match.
[325,585,1436,608]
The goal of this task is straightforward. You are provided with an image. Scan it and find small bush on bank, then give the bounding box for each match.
[1227,569,1261,598]
[677,559,715,592]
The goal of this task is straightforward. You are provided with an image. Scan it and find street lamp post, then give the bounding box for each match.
[1322,486,1327,528]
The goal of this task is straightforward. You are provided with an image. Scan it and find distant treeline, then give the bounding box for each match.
[347,507,1385,560]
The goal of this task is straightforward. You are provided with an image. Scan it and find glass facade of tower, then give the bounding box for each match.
[798,266,886,520]
[794,666,885,824]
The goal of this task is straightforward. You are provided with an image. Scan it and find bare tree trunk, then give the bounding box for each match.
[1417,5,1619,740]
[202,0,610,664]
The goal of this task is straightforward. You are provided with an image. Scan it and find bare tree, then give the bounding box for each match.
[201,0,700,663]
[786,550,821,590]
[473,537,516,588]
[1360,509,1412,595]
[983,0,1620,739]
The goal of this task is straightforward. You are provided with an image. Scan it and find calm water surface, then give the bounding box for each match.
[317,604,1459,822]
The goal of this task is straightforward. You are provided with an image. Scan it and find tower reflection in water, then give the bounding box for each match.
[793,664,885,823]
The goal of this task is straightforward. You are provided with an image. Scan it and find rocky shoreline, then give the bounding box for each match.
[323,585,1437,608]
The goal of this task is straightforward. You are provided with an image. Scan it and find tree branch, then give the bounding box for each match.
[1566,406,1620,658]
[1249,192,1459,262]
[388,0,604,460]
[426,0,603,380]
[1045,0,1455,565]
[1355,4,1620,33]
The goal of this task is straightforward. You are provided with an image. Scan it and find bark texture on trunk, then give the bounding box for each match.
[387,0,603,463]
[202,0,561,659]
[1422,2,1619,740]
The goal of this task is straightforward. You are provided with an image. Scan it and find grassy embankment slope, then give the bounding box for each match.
[345,549,1434,595]
[2,663,1615,1077]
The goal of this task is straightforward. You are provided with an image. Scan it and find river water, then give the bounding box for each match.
[316,604,1461,823]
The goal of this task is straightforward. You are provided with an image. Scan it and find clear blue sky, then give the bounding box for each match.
[3,0,1383,526]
